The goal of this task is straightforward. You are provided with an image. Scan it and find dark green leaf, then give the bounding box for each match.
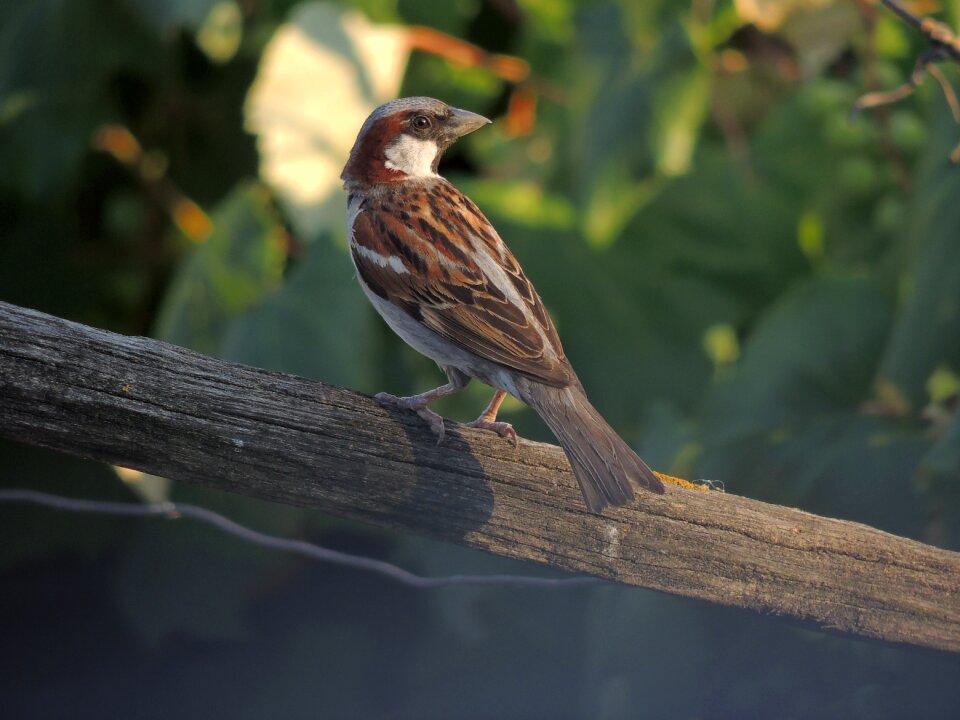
[0,0,159,198]
[219,236,376,389]
[703,274,893,443]
[878,105,960,409]
[153,182,286,355]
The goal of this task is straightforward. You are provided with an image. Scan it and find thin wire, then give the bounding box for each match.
[0,489,602,589]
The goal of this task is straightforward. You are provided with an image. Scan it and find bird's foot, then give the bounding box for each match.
[466,418,518,447]
[375,392,447,445]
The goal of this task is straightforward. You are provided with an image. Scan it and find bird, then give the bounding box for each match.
[340,96,665,512]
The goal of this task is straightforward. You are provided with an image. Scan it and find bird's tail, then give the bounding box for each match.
[524,383,664,512]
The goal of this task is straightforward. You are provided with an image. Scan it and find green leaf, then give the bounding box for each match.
[692,275,931,536]
[397,0,474,36]
[0,0,159,198]
[703,274,894,443]
[126,0,222,32]
[878,105,960,409]
[650,65,710,177]
[219,236,376,389]
[569,3,658,246]
[698,414,929,536]
[571,10,712,247]
[153,182,286,354]
[455,178,575,230]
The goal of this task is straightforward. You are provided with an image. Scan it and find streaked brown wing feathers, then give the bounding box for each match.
[351,192,572,387]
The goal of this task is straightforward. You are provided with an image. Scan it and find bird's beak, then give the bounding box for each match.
[447,107,492,138]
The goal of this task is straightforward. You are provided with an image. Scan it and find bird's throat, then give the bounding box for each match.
[384,135,440,178]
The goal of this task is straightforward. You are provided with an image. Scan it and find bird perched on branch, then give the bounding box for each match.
[341,97,664,512]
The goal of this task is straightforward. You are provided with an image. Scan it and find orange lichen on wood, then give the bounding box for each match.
[655,472,713,492]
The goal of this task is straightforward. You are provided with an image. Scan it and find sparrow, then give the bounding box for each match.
[341,97,664,512]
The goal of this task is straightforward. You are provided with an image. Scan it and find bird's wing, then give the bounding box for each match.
[349,180,574,387]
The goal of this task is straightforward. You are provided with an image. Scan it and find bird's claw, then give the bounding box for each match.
[466,418,518,447]
[417,408,446,445]
[375,392,446,445]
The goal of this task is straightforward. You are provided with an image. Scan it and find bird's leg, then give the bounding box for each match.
[466,390,517,446]
[375,375,468,444]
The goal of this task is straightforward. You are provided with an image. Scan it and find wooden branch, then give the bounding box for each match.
[1,301,959,653]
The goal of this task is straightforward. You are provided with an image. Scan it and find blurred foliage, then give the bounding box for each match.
[2,0,960,717]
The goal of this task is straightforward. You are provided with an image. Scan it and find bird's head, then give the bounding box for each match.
[341,97,491,187]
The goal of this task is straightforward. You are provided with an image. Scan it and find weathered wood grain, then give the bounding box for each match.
[1,300,958,652]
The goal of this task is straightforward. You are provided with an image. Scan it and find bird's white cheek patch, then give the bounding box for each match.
[384,135,439,177]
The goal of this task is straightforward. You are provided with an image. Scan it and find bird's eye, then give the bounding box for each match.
[411,115,432,131]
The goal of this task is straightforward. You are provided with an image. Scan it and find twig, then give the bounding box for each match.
[880,0,960,59]
[853,0,960,162]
